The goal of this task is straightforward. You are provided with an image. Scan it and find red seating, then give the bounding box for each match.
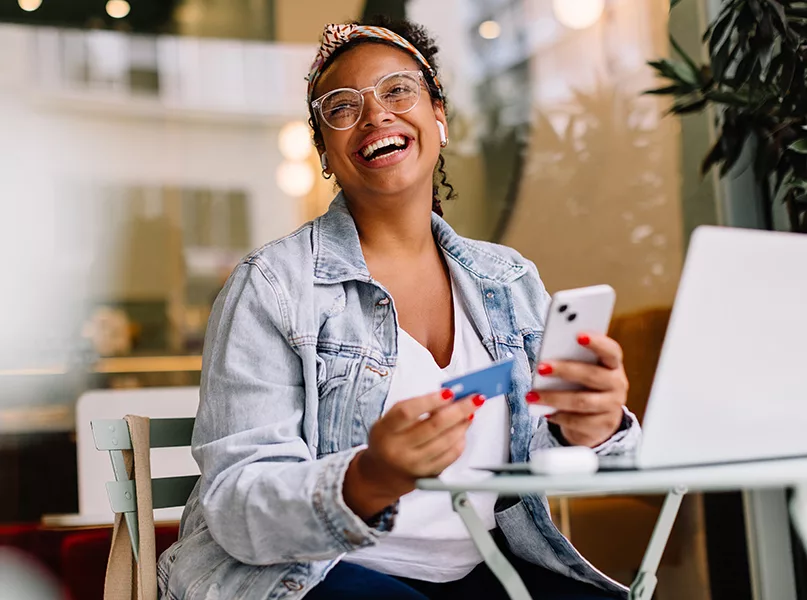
[0,523,64,579]
[0,523,179,600]
[60,525,179,600]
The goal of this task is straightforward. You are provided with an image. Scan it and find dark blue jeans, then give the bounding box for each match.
[306,533,622,600]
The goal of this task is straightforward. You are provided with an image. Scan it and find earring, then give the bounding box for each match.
[436,121,448,148]
[320,152,332,179]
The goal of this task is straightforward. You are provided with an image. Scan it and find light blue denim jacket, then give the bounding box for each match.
[157,194,641,599]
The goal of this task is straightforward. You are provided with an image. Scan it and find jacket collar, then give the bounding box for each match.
[312,193,526,285]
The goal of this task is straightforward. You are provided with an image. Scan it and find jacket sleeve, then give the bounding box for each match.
[531,407,642,456]
[192,262,390,566]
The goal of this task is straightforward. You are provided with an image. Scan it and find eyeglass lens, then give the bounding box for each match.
[319,72,422,130]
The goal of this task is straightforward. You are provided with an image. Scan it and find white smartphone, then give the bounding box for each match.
[531,284,616,393]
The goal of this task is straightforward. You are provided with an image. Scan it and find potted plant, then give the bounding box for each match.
[647,0,807,233]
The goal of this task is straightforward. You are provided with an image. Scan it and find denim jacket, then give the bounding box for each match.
[157,194,641,599]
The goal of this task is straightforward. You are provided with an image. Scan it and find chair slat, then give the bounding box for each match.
[93,414,197,563]
[92,419,133,450]
[149,418,195,448]
[152,475,200,509]
[106,479,136,513]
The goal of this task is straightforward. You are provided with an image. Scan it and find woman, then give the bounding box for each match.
[158,17,641,600]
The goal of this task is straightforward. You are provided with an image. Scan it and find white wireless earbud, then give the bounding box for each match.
[436,121,448,147]
[319,152,333,179]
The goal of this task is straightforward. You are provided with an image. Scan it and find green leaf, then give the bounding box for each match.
[719,126,751,176]
[669,35,704,83]
[643,84,684,95]
[647,59,697,85]
[704,1,739,42]
[708,10,736,57]
[670,97,708,115]
[671,0,683,8]
[705,90,752,106]
[701,141,725,175]
[671,60,700,85]
[647,60,680,81]
[789,139,807,153]
[765,0,792,41]
[712,38,737,82]
[732,52,759,86]
[773,172,807,205]
[763,52,784,87]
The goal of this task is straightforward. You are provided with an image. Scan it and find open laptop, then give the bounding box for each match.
[492,225,807,473]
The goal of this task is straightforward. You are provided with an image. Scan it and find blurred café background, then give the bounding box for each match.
[0,0,796,598]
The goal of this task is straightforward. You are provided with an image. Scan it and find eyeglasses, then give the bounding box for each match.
[311,70,425,131]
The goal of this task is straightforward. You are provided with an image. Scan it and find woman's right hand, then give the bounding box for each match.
[343,389,483,520]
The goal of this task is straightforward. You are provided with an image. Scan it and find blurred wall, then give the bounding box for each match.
[175,0,275,40]
[0,24,314,370]
[502,0,684,316]
[276,0,365,43]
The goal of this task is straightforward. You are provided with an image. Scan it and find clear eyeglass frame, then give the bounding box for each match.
[310,70,425,131]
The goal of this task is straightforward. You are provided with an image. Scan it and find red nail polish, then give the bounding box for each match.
[468,413,475,422]
[577,334,590,346]
[525,391,541,404]
[472,394,486,407]
[537,363,553,376]
[441,389,454,401]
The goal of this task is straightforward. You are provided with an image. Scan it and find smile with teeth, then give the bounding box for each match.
[360,135,409,161]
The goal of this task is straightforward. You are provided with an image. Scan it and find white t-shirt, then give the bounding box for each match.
[343,281,511,582]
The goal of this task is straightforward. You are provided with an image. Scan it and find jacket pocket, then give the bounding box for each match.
[315,352,357,455]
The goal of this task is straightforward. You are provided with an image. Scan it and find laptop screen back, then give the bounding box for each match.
[638,226,807,469]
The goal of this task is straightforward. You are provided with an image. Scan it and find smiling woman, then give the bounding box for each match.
[307,19,454,217]
[154,15,639,600]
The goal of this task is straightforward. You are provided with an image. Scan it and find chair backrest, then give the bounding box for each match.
[75,387,200,524]
[91,416,199,562]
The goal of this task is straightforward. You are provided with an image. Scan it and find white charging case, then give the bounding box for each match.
[529,446,598,475]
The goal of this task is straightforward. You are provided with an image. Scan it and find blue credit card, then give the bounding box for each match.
[441,358,514,401]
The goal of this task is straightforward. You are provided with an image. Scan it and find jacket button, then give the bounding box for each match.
[486,291,494,299]
[282,580,303,591]
[377,297,390,306]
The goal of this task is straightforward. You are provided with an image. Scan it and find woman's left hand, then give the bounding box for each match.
[526,332,629,448]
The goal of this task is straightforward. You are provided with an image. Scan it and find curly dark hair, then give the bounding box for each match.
[307,15,456,216]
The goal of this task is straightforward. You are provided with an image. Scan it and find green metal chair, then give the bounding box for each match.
[91,417,199,562]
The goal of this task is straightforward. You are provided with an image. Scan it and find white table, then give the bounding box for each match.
[417,456,807,600]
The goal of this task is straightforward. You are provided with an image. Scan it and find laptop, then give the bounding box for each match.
[490,225,807,473]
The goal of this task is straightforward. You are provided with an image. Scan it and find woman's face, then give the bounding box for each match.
[313,43,447,204]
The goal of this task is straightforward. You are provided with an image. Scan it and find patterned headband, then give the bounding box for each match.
[306,24,443,103]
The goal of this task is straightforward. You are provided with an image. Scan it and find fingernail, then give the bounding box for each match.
[441,388,454,401]
[472,394,486,407]
[577,334,590,346]
[468,413,475,422]
[537,363,553,376]
[525,391,541,404]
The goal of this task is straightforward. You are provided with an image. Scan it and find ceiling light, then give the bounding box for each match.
[478,20,501,40]
[276,161,315,197]
[18,0,43,11]
[106,0,131,19]
[552,0,605,30]
[278,121,313,161]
